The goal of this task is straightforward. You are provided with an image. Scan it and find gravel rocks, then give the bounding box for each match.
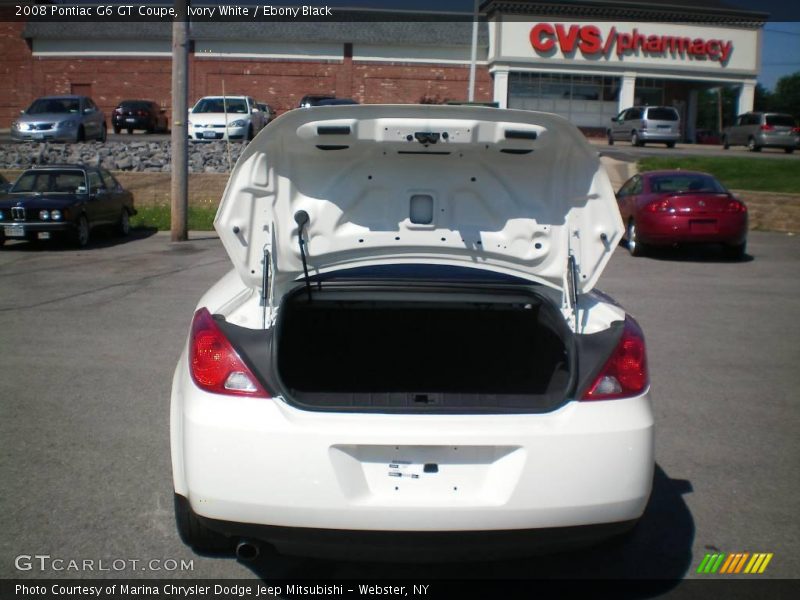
[0,140,248,173]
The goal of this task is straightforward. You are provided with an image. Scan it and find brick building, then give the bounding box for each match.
[1,0,766,140]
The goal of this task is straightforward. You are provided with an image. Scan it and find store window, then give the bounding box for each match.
[508,73,620,128]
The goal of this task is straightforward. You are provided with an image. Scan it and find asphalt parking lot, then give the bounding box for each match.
[1,230,798,592]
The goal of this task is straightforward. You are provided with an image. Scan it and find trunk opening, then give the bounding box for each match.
[274,285,574,413]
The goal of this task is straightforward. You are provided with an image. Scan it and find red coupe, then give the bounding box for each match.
[616,170,748,259]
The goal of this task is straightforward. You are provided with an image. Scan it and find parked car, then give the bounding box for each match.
[188,96,265,141]
[298,94,336,108]
[314,98,360,106]
[171,105,654,561]
[256,103,277,124]
[11,96,107,143]
[607,106,680,147]
[112,100,168,134]
[722,112,799,153]
[0,173,11,194]
[0,165,135,248]
[616,170,747,259]
[695,129,721,145]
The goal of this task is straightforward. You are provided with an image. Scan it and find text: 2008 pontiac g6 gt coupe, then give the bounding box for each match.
[170,105,654,561]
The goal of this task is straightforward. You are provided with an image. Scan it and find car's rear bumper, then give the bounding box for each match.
[113,117,150,129]
[756,134,799,148]
[171,355,655,541]
[639,131,680,143]
[637,212,747,245]
[189,501,639,559]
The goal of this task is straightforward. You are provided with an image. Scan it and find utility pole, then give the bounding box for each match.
[171,0,189,242]
[467,0,479,102]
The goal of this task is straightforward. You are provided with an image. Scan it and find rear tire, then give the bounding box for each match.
[785,147,795,154]
[722,136,730,150]
[631,132,643,147]
[666,141,675,148]
[174,494,233,553]
[747,137,761,152]
[127,127,133,135]
[113,125,121,135]
[627,220,645,257]
[607,131,614,146]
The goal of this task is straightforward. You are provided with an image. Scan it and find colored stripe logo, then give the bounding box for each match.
[697,552,773,574]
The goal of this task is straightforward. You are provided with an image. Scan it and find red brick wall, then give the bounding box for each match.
[191,57,493,113]
[1,28,494,127]
[0,17,34,128]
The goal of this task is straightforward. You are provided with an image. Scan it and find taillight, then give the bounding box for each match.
[792,127,800,134]
[641,120,648,130]
[582,317,648,401]
[645,199,673,212]
[760,124,774,131]
[189,307,269,397]
[137,110,147,116]
[726,200,747,213]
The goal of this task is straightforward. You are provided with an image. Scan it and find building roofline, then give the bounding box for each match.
[481,0,769,24]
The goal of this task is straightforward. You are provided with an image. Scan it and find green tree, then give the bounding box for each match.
[754,83,772,112]
[771,72,800,121]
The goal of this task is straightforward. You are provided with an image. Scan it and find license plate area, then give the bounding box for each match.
[330,444,523,506]
[125,118,136,123]
[202,131,218,139]
[4,224,25,237]
[690,219,718,233]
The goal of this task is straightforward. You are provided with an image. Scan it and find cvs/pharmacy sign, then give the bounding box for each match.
[529,24,733,65]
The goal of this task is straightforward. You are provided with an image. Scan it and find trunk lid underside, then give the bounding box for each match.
[214,105,623,301]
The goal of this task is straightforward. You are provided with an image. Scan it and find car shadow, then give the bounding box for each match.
[229,465,693,597]
[0,226,158,251]
[622,242,754,264]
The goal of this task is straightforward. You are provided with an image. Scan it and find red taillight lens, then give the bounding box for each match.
[137,110,147,116]
[646,199,672,212]
[582,317,648,401]
[760,124,774,131]
[792,127,800,134]
[189,307,269,397]
[726,200,747,213]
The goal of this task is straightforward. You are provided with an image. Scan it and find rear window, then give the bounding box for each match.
[646,108,679,121]
[650,175,726,194]
[120,101,152,111]
[766,115,795,127]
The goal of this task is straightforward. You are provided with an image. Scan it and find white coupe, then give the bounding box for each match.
[170,105,654,561]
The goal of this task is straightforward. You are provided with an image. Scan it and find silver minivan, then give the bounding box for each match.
[722,112,799,153]
[607,106,681,148]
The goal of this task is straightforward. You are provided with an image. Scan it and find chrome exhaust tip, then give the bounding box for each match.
[235,539,260,561]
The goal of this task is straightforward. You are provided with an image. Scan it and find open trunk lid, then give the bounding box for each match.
[214,105,623,301]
